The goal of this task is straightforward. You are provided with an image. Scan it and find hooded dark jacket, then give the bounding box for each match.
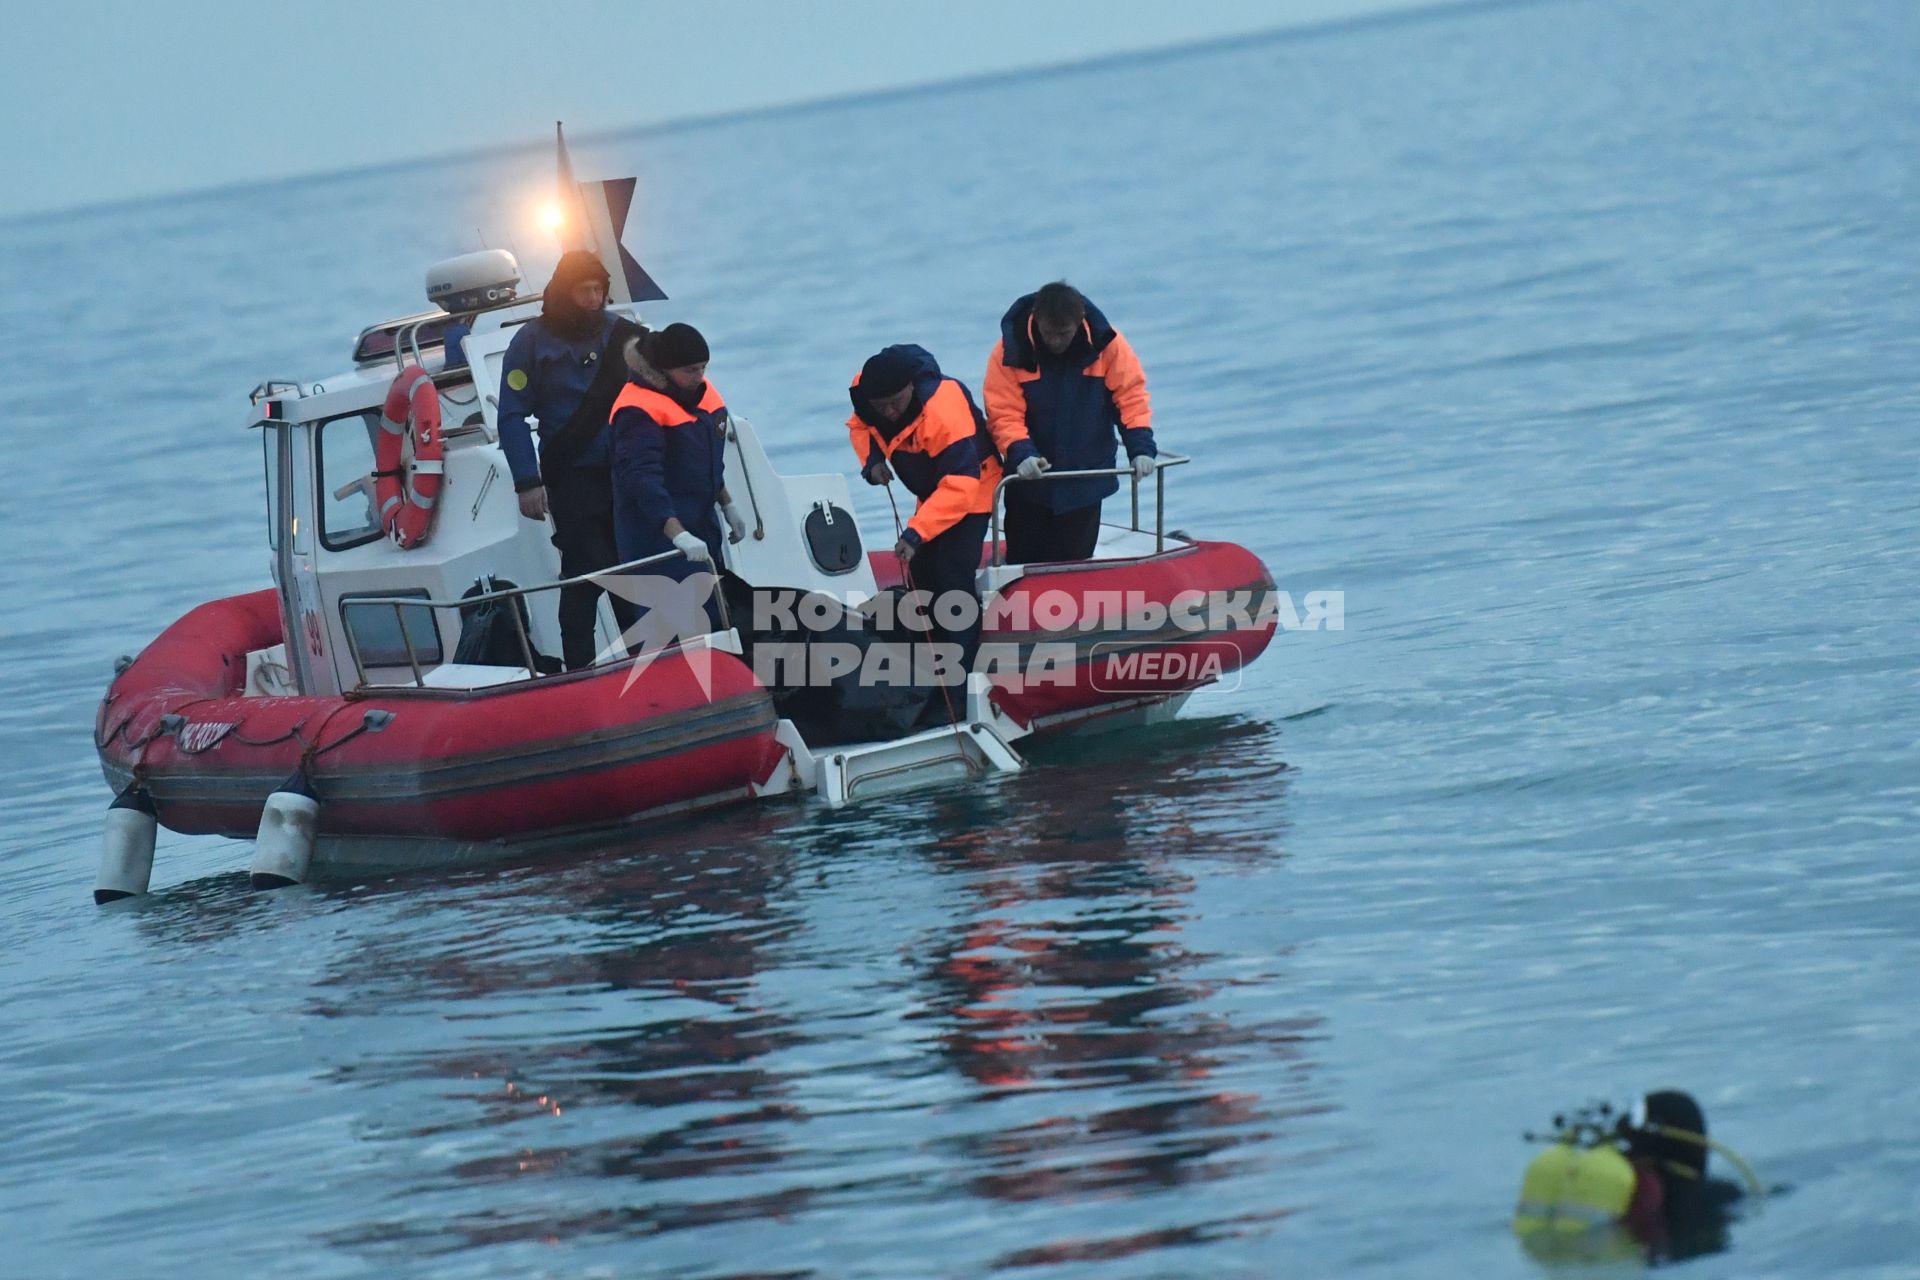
[495,252,620,489]
[846,345,1000,547]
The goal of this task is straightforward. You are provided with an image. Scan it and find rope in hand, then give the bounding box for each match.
[882,480,980,776]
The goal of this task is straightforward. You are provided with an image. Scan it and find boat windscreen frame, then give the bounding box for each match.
[262,429,281,552]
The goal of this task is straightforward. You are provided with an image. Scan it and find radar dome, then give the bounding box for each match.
[426,250,521,314]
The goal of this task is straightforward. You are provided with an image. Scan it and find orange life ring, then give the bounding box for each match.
[375,365,443,549]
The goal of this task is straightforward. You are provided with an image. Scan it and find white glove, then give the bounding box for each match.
[722,501,748,544]
[671,529,712,566]
[1131,453,1156,481]
[1016,455,1051,481]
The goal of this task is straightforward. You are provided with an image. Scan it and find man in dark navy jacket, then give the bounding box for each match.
[496,250,641,668]
[610,323,747,587]
[984,282,1157,564]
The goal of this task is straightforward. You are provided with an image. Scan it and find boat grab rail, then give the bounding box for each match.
[990,452,1191,566]
[389,291,534,374]
[339,546,730,691]
[721,414,767,542]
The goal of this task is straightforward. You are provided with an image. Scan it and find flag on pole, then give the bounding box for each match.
[555,122,590,254]
[556,122,668,303]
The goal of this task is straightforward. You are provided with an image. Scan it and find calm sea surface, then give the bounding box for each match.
[4,2,1918,1275]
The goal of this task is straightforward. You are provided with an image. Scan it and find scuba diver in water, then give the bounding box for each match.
[1513,1089,1762,1263]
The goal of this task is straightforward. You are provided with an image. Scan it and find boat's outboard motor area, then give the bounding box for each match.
[708,414,1026,801]
[710,415,905,731]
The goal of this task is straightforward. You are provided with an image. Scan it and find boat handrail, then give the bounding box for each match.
[722,414,767,542]
[339,546,730,690]
[365,292,536,372]
[989,451,1191,566]
[249,380,313,405]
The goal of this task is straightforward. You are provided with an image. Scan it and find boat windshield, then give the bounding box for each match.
[317,411,384,550]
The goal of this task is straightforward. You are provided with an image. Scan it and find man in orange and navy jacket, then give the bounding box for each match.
[984,281,1155,564]
[848,345,999,689]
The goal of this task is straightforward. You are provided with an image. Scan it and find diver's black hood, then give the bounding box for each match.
[541,249,612,342]
[1627,1089,1709,1177]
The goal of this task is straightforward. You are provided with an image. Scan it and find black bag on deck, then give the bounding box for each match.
[454,577,562,673]
[735,586,932,745]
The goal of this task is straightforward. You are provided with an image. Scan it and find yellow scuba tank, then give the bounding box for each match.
[1513,1140,1646,1264]
[1514,1140,1636,1234]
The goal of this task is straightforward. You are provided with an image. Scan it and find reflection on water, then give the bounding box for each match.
[322,838,814,1256]
[272,716,1324,1270]
[910,740,1325,1264]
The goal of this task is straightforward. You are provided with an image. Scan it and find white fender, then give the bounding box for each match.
[96,786,158,904]
[250,772,319,889]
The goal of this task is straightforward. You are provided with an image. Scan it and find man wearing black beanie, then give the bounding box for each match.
[650,323,711,385]
[610,322,747,607]
[496,250,643,669]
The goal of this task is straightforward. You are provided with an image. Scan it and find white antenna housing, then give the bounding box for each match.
[426,249,521,313]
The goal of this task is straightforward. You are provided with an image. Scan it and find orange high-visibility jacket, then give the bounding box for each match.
[847,346,1002,546]
[984,292,1154,513]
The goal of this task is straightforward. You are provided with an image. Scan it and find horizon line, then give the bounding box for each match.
[0,0,1550,229]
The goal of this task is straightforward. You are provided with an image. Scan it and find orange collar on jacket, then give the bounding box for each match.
[611,380,725,426]
[849,378,975,459]
[1023,313,1095,363]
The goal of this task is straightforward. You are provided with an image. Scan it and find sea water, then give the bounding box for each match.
[2,2,1917,1275]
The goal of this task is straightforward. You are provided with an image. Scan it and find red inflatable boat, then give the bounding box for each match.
[90,157,1282,901]
[97,589,783,844]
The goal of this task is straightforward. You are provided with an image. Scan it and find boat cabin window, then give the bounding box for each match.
[316,411,385,551]
[339,591,444,672]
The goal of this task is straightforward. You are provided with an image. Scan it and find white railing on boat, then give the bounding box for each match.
[338,547,724,691]
[387,289,540,372]
[990,451,1191,566]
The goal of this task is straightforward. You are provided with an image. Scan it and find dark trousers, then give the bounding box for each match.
[904,511,989,682]
[1003,493,1103,565]
[545,465,641,669]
